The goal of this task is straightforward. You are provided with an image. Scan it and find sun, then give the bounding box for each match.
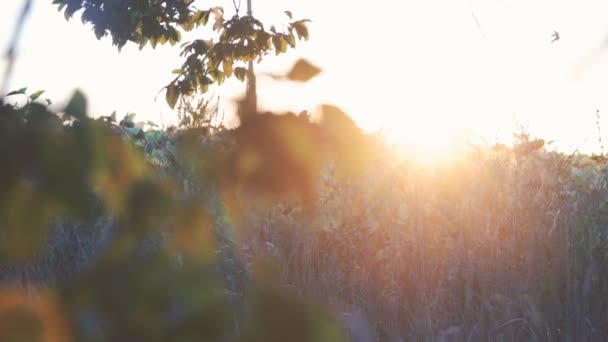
[389,125,471,165]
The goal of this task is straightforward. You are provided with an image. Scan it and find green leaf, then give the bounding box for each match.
[166,83,179,109]
[285,11,293,19]
[65,90,88,119]
[126,112,137,122]
[29,90,45,101]
[145,120,159,128]
[6,87,27,97]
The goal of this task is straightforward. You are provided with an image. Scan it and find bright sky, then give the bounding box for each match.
[3,0,608,157]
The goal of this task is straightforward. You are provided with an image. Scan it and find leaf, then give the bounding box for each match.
[214,70,226,85]
[126,112,137,122]
[159,34,170,45]
[94,24,105,39]
[125,126,143,137]
[81,8,91,24]
[234,67,248,82]
[201,10,211,26]
[286,59,321,82]
[285,11,293,19]
[166,83,179,109]
[193,9,211,26]
[223,59,233,77]
[65,90,88,119]
[212,7,224,31]
[6,87,27,97]
[272,35,282,56]
[293,21,310,41]
[29,90,45,101]
[287,32,296,48]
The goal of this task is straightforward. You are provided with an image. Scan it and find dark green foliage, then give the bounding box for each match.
[52,0,195,49]
[168,14,311,106]
[52,0,312,107]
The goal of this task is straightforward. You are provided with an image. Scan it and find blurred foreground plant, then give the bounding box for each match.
[0,82,358,340]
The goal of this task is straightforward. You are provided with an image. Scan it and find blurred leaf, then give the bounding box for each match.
[0,181,57,262]
[169,198,214,261]
[241,288,347,342]
[319,104,373,178]
[0,289,71,342]
[166,83,178,109]
[6,87,27,97]
[272,35,282,56]
[92,134,149,213]
[212,7,224,31]
[125,112,137,122]
[287,32,296,48]
[223,59,233,78]
[29,90,45,101]
[64,90,88,119]
[228,112,326,205]
[234,67,247,82]
[293,21,310,41]
[124,178,175,236]
[286,59,321,82]
[124,126,143,138]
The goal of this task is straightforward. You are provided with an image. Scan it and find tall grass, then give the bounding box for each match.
[7,113,608,340]
[234,139,608,341]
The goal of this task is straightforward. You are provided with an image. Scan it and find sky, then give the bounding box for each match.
[3,0,608,157]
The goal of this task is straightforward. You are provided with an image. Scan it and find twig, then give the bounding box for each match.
[596,109,604,156]
[492,318,538,340]
[471,11,485,38]
[232,0,242,15]
[1,0,33,97]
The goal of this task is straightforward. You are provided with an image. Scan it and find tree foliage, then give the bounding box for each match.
[52,0,312,108]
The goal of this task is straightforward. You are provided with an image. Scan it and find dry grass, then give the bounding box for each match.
[234,141,608,341]
[7,127,608,341]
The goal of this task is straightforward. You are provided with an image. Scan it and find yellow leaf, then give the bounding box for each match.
[286,59,321,82]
